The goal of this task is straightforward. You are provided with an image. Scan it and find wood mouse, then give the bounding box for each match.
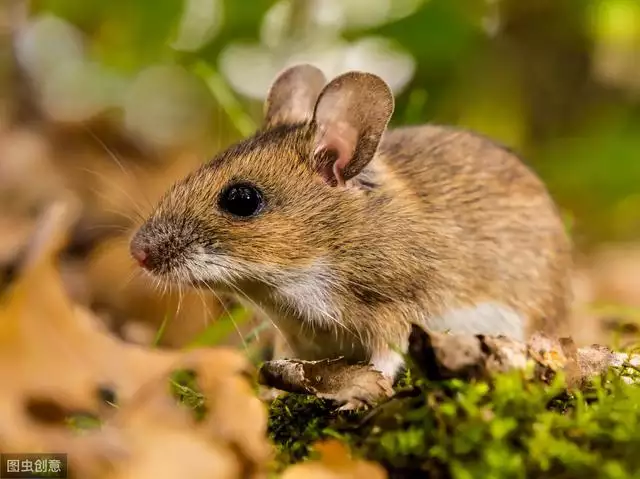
[130,64,572,381]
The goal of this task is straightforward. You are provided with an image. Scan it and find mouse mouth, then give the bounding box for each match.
[179,249,248,287]
[129,225,246,291]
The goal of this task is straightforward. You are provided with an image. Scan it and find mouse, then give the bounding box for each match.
[129,64,572,381]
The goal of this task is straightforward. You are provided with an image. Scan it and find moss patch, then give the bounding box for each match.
[170,368,208,421]
[268,367,640,478]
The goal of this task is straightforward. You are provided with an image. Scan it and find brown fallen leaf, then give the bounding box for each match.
[0,214,35,266]
[0,127,64,216]
[8,349,268,479]
[407,324,640,389]
[21,355,253,479]
[100,349,270,479]
[281,440,387,479]
[258,357,394,410]
[0,200,271,478]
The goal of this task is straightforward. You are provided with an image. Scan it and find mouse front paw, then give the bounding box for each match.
[318,365,394,411]
[258,357,394,410]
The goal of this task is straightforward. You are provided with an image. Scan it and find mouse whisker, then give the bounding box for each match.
[159,275,169,297]
[225,281,291,353]
[320,309,360,343]
[152,276,161,294]
[82,125,156,216]
[193,282,215,329]
[170,278,181,321]
[185,256,253,349]
[199,280,249,351]
[77,166,147,223]
[201,256,363,345]
[119,268,141,293]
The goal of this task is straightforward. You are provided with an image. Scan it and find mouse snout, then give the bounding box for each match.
[130,240,149,268]
[129,221,192,275]
[129,231,156,271]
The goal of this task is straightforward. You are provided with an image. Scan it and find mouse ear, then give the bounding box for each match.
[311,71,394,186]
[263,64,327,128]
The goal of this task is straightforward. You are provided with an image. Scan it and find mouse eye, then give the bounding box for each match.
[218,182,264,218]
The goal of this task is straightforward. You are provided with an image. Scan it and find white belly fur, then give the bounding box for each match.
[427,301,526,340]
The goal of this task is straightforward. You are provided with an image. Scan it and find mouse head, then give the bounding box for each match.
[130,64,394,289]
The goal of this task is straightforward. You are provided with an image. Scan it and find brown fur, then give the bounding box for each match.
[131,65,572,379]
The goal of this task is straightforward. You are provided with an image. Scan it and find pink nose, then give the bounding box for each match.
[130,243,149,268]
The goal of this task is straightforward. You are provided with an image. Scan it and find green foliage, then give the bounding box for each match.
[170,368,208,421]
[152,313,171,347]
[268,394,338,467]
[28,0,640,246]
[268,369,640,478]
[191,61,257,137]
[30,0,640,248]
[66,412,103,431]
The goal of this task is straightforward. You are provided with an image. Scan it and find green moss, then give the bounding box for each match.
[268,394,348,468]
[268,367,640,478]
[170,368,208,421]
[66,412,103,431]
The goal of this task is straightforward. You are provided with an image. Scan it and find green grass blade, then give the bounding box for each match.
[186,304,252,349]
[153,313,172,347]
[191,60,257,137]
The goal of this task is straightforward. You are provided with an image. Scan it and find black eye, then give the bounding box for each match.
[218,183,264,218]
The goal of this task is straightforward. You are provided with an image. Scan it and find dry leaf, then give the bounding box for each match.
[101,349,270,479]
[281,440,387,479]
[0,127,64,215]
[258,357,394,410]
[0,200,271,478]
[0,214,34,268]
[407,324,639,388]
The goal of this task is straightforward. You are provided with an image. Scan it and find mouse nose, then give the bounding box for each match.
[130,239,150,269]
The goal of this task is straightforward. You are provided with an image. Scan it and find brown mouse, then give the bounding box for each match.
[130,64,572,381]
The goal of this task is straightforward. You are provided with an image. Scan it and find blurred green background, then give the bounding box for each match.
[15,0,640,250]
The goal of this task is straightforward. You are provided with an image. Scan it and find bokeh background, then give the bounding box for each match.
[0,0,638,350]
